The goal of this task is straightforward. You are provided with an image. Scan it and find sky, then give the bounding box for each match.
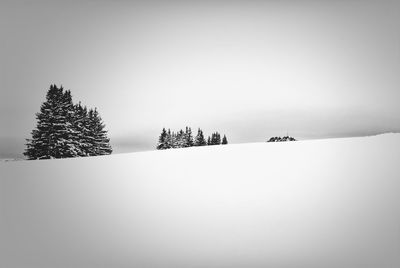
[1,0,400,158]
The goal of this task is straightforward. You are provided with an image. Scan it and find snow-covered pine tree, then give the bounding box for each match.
[209,132,221,145]
[210,133,215,145]
[87,108,112,155]
[164,129,173,149]
[222,135,228,145]
[157,128,168,150]
[215,132,221,145]
[72,103,92,156]
[61,89,84,157]
[170,131,178,148]
[185,126,194,147]
[24,85,78,159]
[175,130,181,148]
[210,132,216,145]
[194,128,207,146]
[25,84,113,159]
[175,129,186,148]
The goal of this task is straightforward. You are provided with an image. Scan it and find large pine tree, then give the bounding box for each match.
[24,85,77,159]
[24,85,112,159]
[72,102,91,156]
[87,108,112,156]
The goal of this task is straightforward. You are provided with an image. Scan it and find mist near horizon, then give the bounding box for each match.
[1,0,400,158]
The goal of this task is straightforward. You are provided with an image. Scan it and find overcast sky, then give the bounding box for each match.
[1,0,400,158]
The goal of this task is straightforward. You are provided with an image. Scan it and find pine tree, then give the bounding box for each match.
[72,102,91,156]
[194,128,207,146]
[215,132,221,145]
[25,85,112,159]
[157,128,168,150]
[170,131,178,148]
[164,129,173,149]
[88,108,112,155]
[207,136,211,145]
[185,126,194,147]
[209,132,220,145]
[176,129,186,148]
[222,135,228,145]
[210,133,215,145]
[24,85,78,159]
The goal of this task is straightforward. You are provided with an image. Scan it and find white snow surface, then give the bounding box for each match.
[1,134,400,268]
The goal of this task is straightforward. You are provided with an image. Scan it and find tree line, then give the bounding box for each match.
[24,85,231,159]
[267,136,296,142]
[24,85,112,159]
[157,127,228,150]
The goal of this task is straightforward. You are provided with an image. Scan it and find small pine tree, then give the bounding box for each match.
[215,132,221,145]
[170,131,178,148]
[185,126,194,147]
[177,129,186,148]
[162,129,170,149]
[194,128,207,146]
[207,136,211,145]
[211,133,216,145]
[222,135,228,145]
[157,128,168,150]
[210,132,221,145]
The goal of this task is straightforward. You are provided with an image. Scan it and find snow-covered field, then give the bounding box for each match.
[1,134,400,268]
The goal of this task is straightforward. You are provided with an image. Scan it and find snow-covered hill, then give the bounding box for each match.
[1,134,400,268]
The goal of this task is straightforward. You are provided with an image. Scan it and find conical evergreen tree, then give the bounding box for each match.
[194,128,207,146]
[185,126,194,147]
[173,130,179,148]
[176,129,185,148]
[164,129,173,149]
[157,128,168,150]
[215,132,221,145]
[207,136,211,145]
[222,135,228,145]
[24,85,78,159]
[209,132,221,145]
[25,85,112,159]
[88,108,112,155]
[73,103,92,156]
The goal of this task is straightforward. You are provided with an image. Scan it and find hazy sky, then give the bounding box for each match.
[1,0,400,158]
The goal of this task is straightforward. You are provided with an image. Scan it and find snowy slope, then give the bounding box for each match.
[1,134,400,268]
